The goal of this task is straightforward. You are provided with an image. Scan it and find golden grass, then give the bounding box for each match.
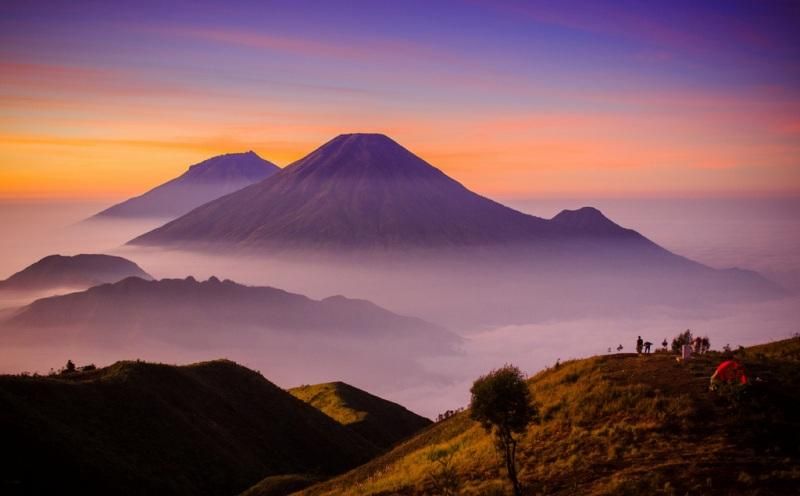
[299,338,800,495]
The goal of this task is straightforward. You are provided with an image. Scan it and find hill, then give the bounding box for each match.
[0,254,152,292]
[3,276,454,349]
[290,382,432,450]
[0,359,376,496]
[299,338,800,495]
[128,134,649,250]
[92,151,279,219]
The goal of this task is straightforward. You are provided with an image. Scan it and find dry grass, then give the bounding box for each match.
[299,338,800,495]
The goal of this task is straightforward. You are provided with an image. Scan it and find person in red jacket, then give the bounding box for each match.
[710,360,748,390]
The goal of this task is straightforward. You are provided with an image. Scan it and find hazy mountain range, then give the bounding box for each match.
[3,275,455,350]
[92,151,279,220]
[113,133,783,329]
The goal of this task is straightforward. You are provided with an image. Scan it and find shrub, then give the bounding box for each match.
[671,330,693,354]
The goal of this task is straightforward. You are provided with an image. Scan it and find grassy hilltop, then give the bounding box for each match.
[299,338,800,496]
[290,382,432,451]
[0,360,376,496]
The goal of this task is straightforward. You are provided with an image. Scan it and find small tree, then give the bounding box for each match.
[671,329,693,354]
[64,360,76,374]
[470,365,537,496]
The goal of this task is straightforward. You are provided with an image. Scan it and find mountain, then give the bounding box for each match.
[0,254,152,292]
[1,276,457,392]
[92,151,279,219]
[290,381,432,450]
[125,133,783,330]
[0,359,376,496]
[129,133,648,249]
[3,276,453,347]
[300,338,800,496]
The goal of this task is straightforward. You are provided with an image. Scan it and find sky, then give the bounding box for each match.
[1,0,799,199]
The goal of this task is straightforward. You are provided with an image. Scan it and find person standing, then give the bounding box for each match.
[636,336,643,354]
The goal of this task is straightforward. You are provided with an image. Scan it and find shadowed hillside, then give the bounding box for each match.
[290,382,432,450]
[0,360,376,496]
[299,338,800,495]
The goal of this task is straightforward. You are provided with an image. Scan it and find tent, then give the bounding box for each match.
[711,360,748,386]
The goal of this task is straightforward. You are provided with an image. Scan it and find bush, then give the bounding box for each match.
[671,330,693,354]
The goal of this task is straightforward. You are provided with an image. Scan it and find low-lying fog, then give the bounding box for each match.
[1,197,798,418]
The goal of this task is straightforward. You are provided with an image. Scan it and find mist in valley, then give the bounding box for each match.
[1,198,798,418]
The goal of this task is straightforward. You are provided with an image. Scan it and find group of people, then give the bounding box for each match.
[610,337,670,354]
[636,336,652,354]
[634,336,670,354]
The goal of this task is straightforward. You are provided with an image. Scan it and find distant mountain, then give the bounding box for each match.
[0,254,152,292]
[290,381,432,450]
[0,359,376,496]
[93,151,279,219]
[131,133,648,249]
[4,276,452,345]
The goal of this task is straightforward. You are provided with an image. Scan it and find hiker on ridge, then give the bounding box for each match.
[636,336,643,354]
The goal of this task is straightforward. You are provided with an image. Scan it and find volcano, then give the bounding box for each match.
[93,151,279,220]
[129,134,645,249]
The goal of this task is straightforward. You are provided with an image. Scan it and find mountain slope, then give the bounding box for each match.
[290,381,432,450]
[0,360,376,496]
[300,339,800,495]
[93,151,279,219]
[0,254,152,292]
[3,276,453,347]
[130,134,648,249]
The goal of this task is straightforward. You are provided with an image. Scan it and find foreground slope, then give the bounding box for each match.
[0,254,152,292]
[290,382,432,451]
[0,360,376,496]
[300,339,800,496]
[93,151,279,219]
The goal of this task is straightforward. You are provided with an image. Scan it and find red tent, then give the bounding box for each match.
[711,360,748,385]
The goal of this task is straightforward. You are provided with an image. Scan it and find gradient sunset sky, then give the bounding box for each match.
[1,0,798,199]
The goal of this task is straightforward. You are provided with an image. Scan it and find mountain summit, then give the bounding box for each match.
[92,151,279,219]
[0,254,152,292]
[129,134,579,249]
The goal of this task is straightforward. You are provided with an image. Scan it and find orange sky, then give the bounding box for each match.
[1,2,799,200]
